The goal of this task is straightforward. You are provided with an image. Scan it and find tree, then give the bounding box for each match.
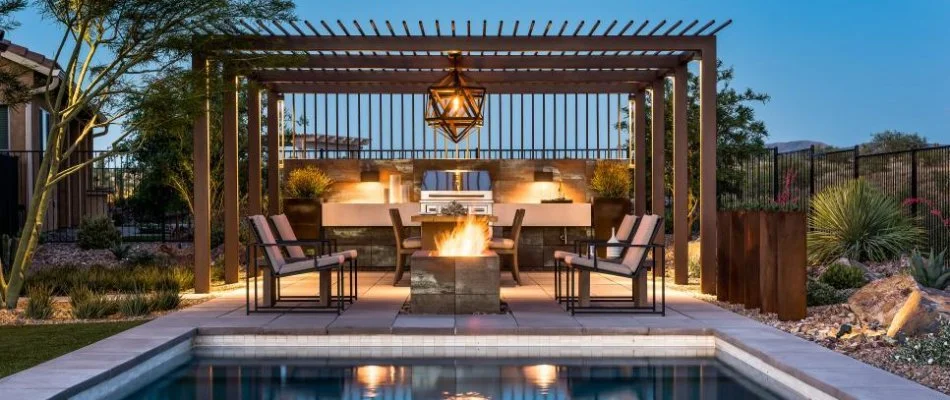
[618,61,770,232]
[0,0,294,309]
[0,1,30,105]
[863,130,929,154]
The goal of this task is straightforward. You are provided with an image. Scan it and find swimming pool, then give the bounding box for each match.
[121,357,782,399]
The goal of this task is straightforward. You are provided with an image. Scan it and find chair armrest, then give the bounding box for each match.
[589,242,664,249]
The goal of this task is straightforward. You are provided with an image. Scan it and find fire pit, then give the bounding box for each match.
[409,215,501,314]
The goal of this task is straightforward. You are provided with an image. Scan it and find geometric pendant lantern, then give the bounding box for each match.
[424,51,486,143]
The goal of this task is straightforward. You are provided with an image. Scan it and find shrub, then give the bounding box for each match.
[895,318,950,366]
[688,257,701,279]
[25,284,55,319]
[909,249,950,290]
[808,180,924,265]
[806,278,847,307]
[169,266,194,291]
[77,216,120,250]
[819,263,867,290]
[70,286,117,319]
[150,289,181,311]
[590,161,631,199]
[284,166,334,199]
[110,242,132,261]
[118,292,151,317]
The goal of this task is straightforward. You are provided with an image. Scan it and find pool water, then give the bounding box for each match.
[122,357,783,399]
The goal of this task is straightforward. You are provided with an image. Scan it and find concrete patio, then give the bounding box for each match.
[1,271,947,399]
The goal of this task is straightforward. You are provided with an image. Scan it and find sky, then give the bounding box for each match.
[6,0,949,147]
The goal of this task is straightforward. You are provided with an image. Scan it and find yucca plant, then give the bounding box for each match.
[909,249,950,290]
[590,161,631,199]
[808,179,924,265]
[284,166,334,199]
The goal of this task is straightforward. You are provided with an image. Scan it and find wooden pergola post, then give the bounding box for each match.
[222,70,240,284]
[699,44,719,295]
[633,89,647,216]
[672,64,690,285]
[266,91,281,217]
[247,82,262,216]
[192,53,211,294]
[650,78,666,234]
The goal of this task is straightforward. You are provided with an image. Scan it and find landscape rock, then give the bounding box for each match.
[848,275,950,337]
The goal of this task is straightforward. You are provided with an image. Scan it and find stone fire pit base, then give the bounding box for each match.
[409,250,501,314]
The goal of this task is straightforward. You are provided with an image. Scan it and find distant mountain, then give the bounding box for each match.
[766,140,832,153]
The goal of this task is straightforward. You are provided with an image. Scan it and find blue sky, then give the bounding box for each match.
[7,0,949,147]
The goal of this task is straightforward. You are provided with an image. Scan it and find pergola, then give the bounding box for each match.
[191,19,729,296]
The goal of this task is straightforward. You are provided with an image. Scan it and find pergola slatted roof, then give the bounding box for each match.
[196,19,730,94]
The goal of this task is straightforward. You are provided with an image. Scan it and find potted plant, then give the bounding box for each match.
[589,161,632,257]
[282,166,334,240]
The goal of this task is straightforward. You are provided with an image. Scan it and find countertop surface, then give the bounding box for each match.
[410,215,499,223]
[322,203,591,227]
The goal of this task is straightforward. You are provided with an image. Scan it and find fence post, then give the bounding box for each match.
[910,149,918,217]
[809,145,816,196]
[772,147,779,201]
[853,145,860,179]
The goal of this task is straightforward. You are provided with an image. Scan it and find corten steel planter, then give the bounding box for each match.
[759,211,779,314]
[743,211,762,309]
[409,250,501,314]
[716,210,733,302]
[728,211,745,304]
[282,198,323,240]
[591,198,632,258]
[775,211,807,321]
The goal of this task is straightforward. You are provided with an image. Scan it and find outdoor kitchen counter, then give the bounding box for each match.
[322,203,591,227]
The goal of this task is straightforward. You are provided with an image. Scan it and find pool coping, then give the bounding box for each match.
[1,274,946,400]
[3,328,945,400]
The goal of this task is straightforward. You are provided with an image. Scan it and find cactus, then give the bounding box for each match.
[909,249,950,290]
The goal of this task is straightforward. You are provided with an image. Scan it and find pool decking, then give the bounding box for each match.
[1,271,946,399]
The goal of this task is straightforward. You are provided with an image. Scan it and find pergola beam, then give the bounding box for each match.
[253,69,663,84]
[263,81,646,94]
[245,53,691,70]
[204,34,715,52]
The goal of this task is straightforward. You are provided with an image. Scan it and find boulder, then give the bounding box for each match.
[848,275,950,337]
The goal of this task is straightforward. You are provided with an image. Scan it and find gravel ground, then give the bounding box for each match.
[670,281,950,395]
[30,243,194,269]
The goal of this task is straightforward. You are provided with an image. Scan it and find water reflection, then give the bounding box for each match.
[123,358,783,400]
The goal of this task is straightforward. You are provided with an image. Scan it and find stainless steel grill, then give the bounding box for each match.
[419,170,493,215]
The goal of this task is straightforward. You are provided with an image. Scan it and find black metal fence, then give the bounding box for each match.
[0,150,192,243]
[722,145,950,254]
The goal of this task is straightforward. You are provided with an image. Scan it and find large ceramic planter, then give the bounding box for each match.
[591,197,632,258]
[282,198,323,240]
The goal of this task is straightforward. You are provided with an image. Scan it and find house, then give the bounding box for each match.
[0,39,106,236]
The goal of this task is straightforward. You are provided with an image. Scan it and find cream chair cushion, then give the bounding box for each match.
[402,237,422,249]
[488,237,515,249]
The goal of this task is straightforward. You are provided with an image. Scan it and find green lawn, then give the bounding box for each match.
[0,320,147,378]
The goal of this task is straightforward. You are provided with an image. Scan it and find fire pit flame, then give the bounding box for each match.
[434,215,490,257]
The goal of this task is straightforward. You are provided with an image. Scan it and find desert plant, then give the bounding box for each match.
[24,284,55,320]
[808,179,924,265]
[110,242,132,261]
[908,249,950,290]
[150,289,181,311]
[895,318,950,366]
[77,216,121,250]
[806,278,847,307]
[284,166,334,199]
[126,250,160,267]
[118,291,151,317]
[819,263,867,290]
[688,257,701,279]
[590,161,631,199]
[70,286,117,319]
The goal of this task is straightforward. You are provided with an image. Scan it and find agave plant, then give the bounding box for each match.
[909,249,950,290]
[807,179,924,265]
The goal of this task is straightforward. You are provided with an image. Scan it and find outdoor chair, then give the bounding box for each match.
[390,208,421,284]
[269,213,359,303]
[553,214,640,303]
[488,208,526,285]
[246,215,346,314]
[561,214,665,315]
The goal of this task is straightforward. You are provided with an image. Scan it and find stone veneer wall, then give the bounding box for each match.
[283,159,601,204]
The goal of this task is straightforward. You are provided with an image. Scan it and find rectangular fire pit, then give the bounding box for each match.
[410,250,501,314]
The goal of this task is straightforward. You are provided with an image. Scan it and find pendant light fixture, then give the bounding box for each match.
[424,51,486,143]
